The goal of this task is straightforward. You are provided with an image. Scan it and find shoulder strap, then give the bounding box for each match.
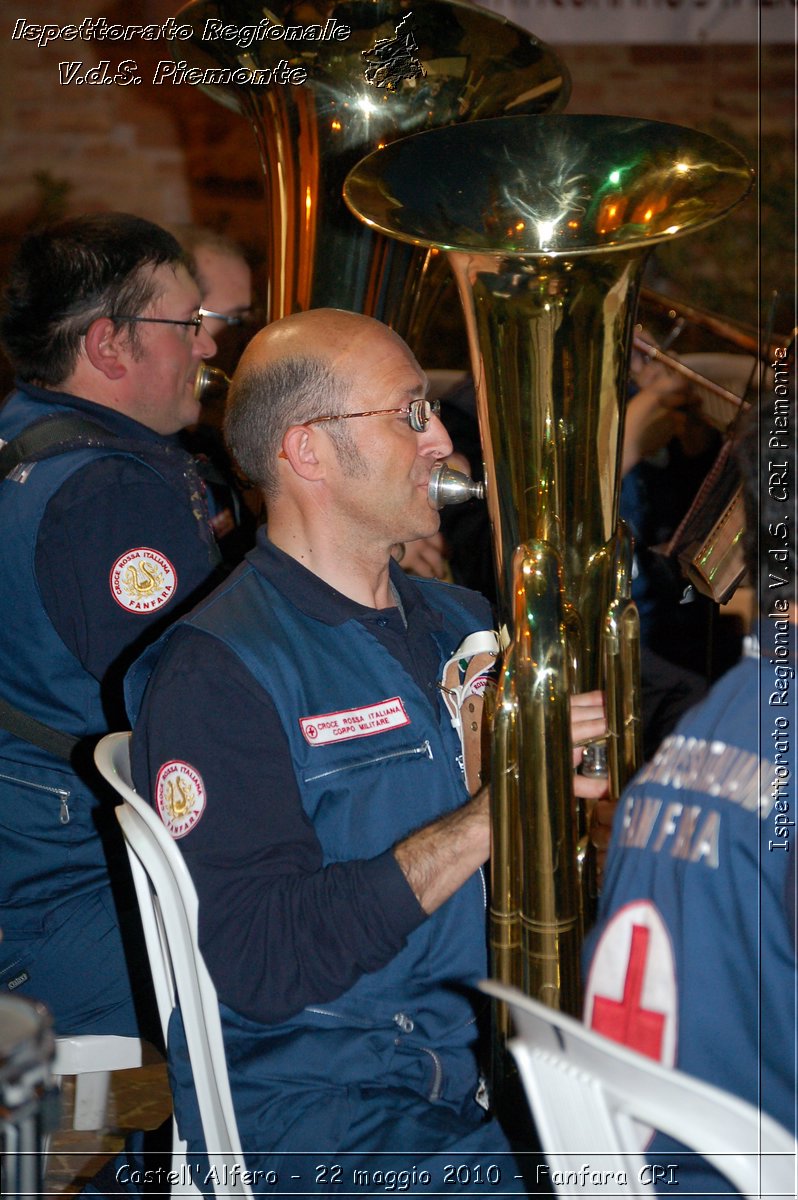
[0,412,226,754]
[0,415,123,757]
[0,695,79,761]
[439,631,500,796]
[0,414,121,481]
[1,413,224,570]
[0,414,181,757]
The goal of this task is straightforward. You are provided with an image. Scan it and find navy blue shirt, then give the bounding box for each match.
[130,534,492,1025]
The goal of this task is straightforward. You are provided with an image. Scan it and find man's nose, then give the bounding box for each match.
[196,323,217,359]
[419,412,453,459]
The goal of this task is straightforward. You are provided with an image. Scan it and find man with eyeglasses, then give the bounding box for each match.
[168,223,255,344]
[0,212,226,1040]
[128,308,608,1191]
[171,224,261,563]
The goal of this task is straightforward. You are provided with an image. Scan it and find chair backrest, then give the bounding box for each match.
[94,733,253,1200]
[481,980,797,1199]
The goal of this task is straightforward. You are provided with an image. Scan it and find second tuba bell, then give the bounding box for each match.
[172,0,569,349]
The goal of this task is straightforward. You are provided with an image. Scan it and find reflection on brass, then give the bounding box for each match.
[174,1,569,349]
[345,114,752,1018]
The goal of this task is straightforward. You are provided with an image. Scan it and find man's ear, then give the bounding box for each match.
[83,317,129,381]
[279,424,327,482]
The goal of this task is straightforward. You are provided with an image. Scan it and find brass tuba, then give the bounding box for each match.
[344,114,753,1018]
[173,0,569,349]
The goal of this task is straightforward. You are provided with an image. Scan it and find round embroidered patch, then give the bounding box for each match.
[155,760,206,839]
[110,548,177,614]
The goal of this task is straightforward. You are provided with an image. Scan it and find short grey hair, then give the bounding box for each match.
[224,355,358,498]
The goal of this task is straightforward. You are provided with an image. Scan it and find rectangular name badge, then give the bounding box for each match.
[300,697,410,746]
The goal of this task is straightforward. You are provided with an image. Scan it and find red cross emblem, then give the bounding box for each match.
[590,923,666,1060]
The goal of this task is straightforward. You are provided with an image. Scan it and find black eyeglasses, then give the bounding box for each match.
[199,306,255,328]
[113,315,204,337]
[305,397,442,433]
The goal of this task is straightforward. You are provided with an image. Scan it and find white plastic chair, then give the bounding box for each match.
[482,980,797,1198]
[94,732,253,1200]
[52,1033,153,1130]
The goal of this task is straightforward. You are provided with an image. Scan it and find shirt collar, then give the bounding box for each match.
[247,528,442,631]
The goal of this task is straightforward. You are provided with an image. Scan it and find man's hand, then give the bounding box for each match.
[622,362,693,475]
[568,690,616,889]
[569,690,610,801]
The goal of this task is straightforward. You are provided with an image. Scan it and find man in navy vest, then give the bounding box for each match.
[0,213,222,1039]
[127,309,608,1193]
[583,393,797,1193]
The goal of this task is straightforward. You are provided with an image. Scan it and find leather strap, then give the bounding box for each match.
[440,631,500,795]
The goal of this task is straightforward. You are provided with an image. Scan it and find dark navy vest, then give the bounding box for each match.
[129,561,492,1098]
[0,388,199,924]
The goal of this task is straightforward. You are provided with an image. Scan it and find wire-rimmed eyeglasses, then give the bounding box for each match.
[305,397,442,434]
[112,315,205,337]
[199,306,256,329]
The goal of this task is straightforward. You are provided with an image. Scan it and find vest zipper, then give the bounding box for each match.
[304,1006,374,1029]
[307,1007,446,1098]
[305,738,433,783]
[0,770,71,823]
[419,1046,444,1101]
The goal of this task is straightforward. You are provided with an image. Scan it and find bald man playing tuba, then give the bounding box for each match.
[128,309,607,1191]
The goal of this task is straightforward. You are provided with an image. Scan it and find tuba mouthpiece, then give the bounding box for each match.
[428,462,485,510]
[193,364,231,404]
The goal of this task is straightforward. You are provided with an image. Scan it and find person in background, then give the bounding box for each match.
[170,224,254,347]
[0,212,222,1039]
[583,394,797,1195]
[171,224,261,563]
[619,347,737,683]
[128,308,609,1193]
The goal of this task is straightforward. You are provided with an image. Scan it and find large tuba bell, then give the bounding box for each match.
[344,114,753,1018]
[173,0,568,348]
